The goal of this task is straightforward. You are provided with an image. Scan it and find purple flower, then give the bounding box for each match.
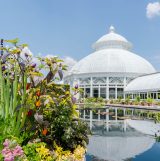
[1,53,10,63]
[25,53,29,57]
[75,84,78,89]
[2,65,6,71]
[31,63,36,68]
[19,62,25,71]
[71,96,77,104]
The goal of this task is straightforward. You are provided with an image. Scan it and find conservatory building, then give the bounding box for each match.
[125,72,160,100]
[64,26,156,99]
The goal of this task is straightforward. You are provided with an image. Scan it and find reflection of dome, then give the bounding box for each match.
[87,136,155,161]
[70,26,155,75]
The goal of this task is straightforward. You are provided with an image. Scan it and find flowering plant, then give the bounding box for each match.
[0,39,90,160]
[1,139,26,161]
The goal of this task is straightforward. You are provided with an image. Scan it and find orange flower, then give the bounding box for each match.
[42,128,48,136]
[36,100,41,107]
[36,90,41,97]
[26,83,31,90]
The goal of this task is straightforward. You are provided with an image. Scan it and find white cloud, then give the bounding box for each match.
[63,56,77,76]
[45,54,58,59]
[63,56,77,69]
[146,2,160,18]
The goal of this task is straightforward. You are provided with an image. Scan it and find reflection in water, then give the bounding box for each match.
[87,135,155,161]
[81,107,160,161]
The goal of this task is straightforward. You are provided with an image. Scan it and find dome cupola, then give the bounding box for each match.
[93,26,132,51]
[68,26,156,76]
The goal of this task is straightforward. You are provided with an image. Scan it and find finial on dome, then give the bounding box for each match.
[109,25,115,33]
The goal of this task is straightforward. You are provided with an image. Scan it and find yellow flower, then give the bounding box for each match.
[36,145,51,159]
[72,146,86,160]
[36,100,41,107]
[65,91,70,95]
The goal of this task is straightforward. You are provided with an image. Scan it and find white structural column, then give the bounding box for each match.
[90,110,93,130]
[106,77,109,100]
[115,108,118,122]
[98,85,100,97]
[131,94,133,100]
[132,109,134,116]
[123,77,126,99]
[106,108,109,131]
[90,77,93,97]
[115,85,117,99]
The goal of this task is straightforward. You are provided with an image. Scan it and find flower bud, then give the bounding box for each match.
[75,84,78,89]
[31,63,36,68]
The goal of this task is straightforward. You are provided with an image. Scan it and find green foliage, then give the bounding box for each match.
[38,84,91,151]
[23,142,51,161]
[83,97,105,108]
[135,96,140,102]
[147,97,153,104]
[154,112,160,123]
[117,96,122,103]
[0,39,90,160]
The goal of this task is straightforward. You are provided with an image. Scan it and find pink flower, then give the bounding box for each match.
[2,148,12,157]
[1,139,24,161]
[13,145,24,157]
[4,155,14,161]
[3,139,10,147]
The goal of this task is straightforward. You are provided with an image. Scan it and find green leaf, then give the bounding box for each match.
[5,38,19,46]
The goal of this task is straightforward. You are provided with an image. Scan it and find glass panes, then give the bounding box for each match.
[100,88,106,98]
[150,93,156,99]
[85,88,90,98]
[109,88,115,99]
[93,88,99,98]
[117,88,124,99]
[140,93,147,99]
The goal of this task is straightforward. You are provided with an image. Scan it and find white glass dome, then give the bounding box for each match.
[70,26,156,76]
[125,72,160,92]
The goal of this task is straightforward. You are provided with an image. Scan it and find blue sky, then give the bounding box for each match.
[0,0,160,70]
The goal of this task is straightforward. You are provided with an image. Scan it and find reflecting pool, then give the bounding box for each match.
[78,106,160,161]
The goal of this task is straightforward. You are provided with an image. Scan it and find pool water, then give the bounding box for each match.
[86,142,160,161]
[85,127,160,161]
[132,143,160,161]
[82,108,160,161]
